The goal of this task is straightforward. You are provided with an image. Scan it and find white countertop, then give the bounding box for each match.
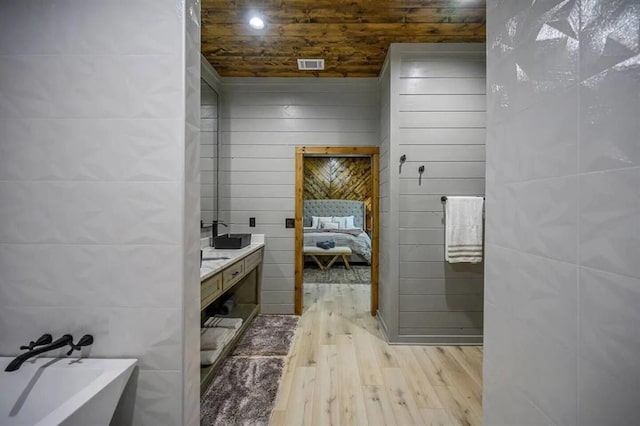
[200,234,265,281]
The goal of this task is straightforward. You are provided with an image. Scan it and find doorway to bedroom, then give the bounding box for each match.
[294,147,379,315]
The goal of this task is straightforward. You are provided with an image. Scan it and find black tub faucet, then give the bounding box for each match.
[5,334,74,372]
[19,333,53,351]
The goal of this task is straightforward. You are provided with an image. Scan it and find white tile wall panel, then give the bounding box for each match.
[0,181,182,245]
[0,244,181,308]
[0,56,182,119]
[0,0,199,423]
[0,119,182,182]
[485,0,640,423]
[131,371,183,426]
[579,168,640,278]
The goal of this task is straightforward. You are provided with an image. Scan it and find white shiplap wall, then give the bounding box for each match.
[377,60,397,339]
[219,79,379,313]
[387,44,486,344]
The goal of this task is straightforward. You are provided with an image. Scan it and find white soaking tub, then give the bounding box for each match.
[0,357,137,426]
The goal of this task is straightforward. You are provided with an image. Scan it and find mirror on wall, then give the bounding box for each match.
[200,79,219,228]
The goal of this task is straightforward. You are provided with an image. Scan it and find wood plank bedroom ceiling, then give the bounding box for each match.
[201,0,486,77]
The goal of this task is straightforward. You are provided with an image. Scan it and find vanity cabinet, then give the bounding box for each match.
[199,245,264,395]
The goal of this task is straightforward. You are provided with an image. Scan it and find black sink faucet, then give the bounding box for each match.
[5,334,74,372]
[211,220,228,245]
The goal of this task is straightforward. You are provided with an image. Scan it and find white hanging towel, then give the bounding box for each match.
[445,196,484,263]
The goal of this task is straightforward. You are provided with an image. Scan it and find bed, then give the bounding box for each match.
[303,199,372,264]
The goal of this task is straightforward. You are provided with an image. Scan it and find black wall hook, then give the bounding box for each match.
[418,165,425,185]
[399,155,406,173]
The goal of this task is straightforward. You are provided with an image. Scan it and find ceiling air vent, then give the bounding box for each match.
[297,59,325,71]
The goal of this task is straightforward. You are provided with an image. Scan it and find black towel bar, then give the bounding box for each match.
[441,196,485,202]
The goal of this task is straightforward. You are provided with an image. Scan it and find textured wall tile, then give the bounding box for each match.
[133,370,182,426]
[0,55,181,119]
[486,0,639,424]
[513,326,577,425]
[0,244,181,308]
[577,355,640,426]
[0,1,181,55]
[0,182,181,244]
[579,58,640,172]
[579,268,640,400]
[0,119,182,181]
[580,0,640,80]
[0,305,183,372]
[487,0,580,118]
[491,176,578,262]
[579,168,640,278]
[505,86,579,181]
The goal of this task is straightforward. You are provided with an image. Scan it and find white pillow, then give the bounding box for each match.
[333,216,355,229]
[311,216,332,229]
[322,222,340,230]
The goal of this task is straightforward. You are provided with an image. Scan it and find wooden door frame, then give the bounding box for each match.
[295,146,380,316]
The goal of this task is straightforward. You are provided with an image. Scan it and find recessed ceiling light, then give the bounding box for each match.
[249,16,264,29]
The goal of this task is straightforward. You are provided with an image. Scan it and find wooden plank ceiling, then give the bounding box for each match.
[202,0,486,77]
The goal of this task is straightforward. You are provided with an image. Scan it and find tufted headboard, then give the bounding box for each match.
[304,199,366,229]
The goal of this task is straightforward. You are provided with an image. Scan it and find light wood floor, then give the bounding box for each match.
[271,283,483,426]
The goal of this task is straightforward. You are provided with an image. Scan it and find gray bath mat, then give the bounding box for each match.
[200,357,284,426]
[232,315,299,356]
[201,314,299,425]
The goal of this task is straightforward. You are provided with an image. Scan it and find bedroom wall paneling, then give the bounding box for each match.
[219,79,379,314]
[303,157,373,229]
[485,1,640,424]
[386,43,486,344]
[294,146,380,316]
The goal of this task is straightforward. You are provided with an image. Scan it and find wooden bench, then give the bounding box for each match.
[303,246,352,270]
